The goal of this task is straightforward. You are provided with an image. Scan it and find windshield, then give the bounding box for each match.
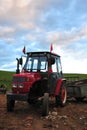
[24,56,48,72]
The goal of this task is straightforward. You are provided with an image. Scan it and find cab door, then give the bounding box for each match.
[48,56,63,93]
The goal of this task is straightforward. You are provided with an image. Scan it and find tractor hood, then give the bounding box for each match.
[12,72,41,83]
[12,72,41,93]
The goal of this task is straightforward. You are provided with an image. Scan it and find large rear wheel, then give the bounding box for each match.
[42,93,49,116]
[56,84,67,107]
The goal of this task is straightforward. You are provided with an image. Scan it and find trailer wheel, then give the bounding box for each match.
[75,97,85,102]
[56,84,67,107]
[42,93,49,116]
[7,99,15,112]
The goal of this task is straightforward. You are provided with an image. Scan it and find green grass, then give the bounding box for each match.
[0,70,15,80]
[0,70,87,90]
[0,70,15,90]
[64,73,87,79]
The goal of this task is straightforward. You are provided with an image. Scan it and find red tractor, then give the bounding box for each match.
[7,51,67,116]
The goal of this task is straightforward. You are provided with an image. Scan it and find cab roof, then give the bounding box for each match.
[27,51,60,57]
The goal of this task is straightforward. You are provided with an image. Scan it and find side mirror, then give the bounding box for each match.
[16,57,23,74]
[19,57,23,65]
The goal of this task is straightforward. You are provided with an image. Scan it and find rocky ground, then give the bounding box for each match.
[0,93,87,130]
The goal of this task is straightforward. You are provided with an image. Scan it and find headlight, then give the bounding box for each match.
[12,84,17,88]
[18,84,24,88]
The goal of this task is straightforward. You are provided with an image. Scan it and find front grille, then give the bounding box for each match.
[13,77,27,82]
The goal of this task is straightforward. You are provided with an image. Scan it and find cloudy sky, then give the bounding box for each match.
[0,0,87,74]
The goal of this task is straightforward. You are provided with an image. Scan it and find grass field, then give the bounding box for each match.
[0,70,15,90]
[0,70,87,90]
[0,70,15,80]
[64,73,87,79]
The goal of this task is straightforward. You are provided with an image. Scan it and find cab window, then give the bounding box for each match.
[57,57,62,74]
[51,57,57,72]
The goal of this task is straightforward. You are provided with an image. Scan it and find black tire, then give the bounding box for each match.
[7,99,15,112]
[56,83,67,107]
[75,97,85,102]
[42,93,49,116]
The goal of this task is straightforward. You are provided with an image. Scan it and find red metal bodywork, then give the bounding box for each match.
[8,51,65,100]
[12,72,64,96]
[12,72,41,94]
[55,79,63,96]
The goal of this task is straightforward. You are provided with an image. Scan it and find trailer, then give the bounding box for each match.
[66,77,87,101]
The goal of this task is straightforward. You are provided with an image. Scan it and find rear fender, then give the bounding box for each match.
[55,79,65,96]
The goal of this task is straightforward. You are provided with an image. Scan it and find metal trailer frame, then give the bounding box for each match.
[66,78,87,100]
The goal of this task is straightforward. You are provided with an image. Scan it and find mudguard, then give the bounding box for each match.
[55,79,66,96]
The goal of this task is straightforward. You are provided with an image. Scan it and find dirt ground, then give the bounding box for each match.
[0,93,87,130]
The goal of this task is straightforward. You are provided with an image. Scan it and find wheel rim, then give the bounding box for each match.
[61,87,66,103]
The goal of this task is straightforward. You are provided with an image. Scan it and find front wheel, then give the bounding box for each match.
[56,84,67,107]
[42,93,49,116]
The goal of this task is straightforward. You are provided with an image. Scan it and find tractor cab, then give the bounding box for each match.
[22,52,63,94]
[23,51,63,77]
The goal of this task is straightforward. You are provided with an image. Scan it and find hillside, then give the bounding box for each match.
[0,70,15,90]
[64,73,87,79]
[0,70,87,80]
[0,70,87,90]
[0,70,15,80]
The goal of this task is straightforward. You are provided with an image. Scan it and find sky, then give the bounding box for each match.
[0,0,87,74]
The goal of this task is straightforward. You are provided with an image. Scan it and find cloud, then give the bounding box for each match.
[0,0,12,14]
[0,0,87,74]
[48,44,87,74]
[0,26,15,37]
[1,61,17,71]
[0,0,87,43]
[45,25,87,46]
[61,56,87,74]
[0,0,71,28]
